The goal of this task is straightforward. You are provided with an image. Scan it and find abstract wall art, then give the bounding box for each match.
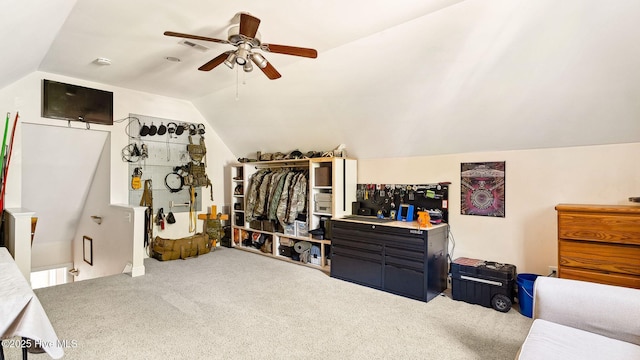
[460,161,505,217]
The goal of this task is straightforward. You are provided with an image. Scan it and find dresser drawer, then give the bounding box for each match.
[560,267,640,289]
[558,212,640,245]
[559,239,640,276]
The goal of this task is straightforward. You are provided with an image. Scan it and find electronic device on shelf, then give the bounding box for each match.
[397,204,414,222]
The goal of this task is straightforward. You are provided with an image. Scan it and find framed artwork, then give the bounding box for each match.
[83,236,93,266]
[461,161,505,217]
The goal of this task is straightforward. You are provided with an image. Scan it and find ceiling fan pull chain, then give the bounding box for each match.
[235,66,240,101]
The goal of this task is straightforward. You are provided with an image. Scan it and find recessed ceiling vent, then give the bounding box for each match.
[179,40,209,52]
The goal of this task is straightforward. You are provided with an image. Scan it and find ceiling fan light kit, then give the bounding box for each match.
[235,43,251,65]
[164,12,317,80]
[224,53,237,69]
[251,53,267,69]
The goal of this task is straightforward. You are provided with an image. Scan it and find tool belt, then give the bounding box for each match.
[152,233,210,261]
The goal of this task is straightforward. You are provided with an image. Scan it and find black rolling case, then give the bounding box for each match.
[450,257,516,312]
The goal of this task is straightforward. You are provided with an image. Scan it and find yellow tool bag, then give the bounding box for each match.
[152,233,210,261]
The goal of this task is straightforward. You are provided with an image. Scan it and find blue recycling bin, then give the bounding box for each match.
[517,273,540,318]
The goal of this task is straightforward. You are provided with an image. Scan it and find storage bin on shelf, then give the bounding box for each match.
[309,245,321,265]
[295,220,308,237]
[283,223,295,236]
[314,193,332,213]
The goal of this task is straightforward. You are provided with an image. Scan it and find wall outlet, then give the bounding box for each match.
[548,266,558,277]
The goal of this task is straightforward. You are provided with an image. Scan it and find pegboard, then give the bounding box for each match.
[355,183,449,223]
[126,113,205,213]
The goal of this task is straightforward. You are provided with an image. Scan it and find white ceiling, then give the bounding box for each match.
[2,0,640,159]
[27,0,465,99]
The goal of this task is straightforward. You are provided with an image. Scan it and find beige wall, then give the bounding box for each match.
[358,142,640,275]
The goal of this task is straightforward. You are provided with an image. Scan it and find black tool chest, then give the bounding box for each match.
[330,219,448,302]
[450,257,516,312]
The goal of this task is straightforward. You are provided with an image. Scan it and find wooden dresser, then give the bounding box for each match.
[555,204,640,289]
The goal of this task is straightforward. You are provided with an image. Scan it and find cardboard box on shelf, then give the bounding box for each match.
[314,201,331,213]
[314,167,332,187]
[314,193,332,202]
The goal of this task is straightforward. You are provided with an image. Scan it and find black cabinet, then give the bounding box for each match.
[330,220,448,302]
[330,223,383,288]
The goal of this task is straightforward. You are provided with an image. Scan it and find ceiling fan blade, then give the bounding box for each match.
[164,31,230,45]
[262,43,317,58]
[254,60,282,80]
[239,13,261,38]
[198,52,231,71]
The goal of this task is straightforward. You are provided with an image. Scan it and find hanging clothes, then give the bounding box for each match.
[283,172,307,224]
[267,171,288,221]
[275,172,296,224]
[245,169,269,222]
[254,171,275,218]
[245,168,308,226]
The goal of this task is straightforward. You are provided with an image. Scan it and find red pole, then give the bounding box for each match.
[0,112,19,210]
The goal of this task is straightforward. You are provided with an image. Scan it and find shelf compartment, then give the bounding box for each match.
[229,158,356,275]
[275,233,331,245]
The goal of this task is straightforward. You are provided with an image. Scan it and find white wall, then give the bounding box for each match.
[0,71,236,270]
[358,142,640,275]
[195,1,640,160]
[72,139,137,280]
[22,123,109,269]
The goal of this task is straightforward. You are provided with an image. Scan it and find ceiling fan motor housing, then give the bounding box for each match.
[228,25,261,47]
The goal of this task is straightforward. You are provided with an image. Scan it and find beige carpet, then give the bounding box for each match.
[4,248,532,359]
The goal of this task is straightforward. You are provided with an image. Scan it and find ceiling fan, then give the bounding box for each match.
[164,12,317,80]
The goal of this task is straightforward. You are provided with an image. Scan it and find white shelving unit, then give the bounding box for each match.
[229,158,357,272]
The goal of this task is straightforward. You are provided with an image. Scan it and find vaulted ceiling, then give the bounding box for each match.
[3,0,640,159]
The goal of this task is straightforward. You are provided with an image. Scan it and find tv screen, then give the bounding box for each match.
[42,79,113,125]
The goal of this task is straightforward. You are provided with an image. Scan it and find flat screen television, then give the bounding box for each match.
[42,79,113,125]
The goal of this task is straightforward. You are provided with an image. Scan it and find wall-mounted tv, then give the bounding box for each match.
[42,79,113,125]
